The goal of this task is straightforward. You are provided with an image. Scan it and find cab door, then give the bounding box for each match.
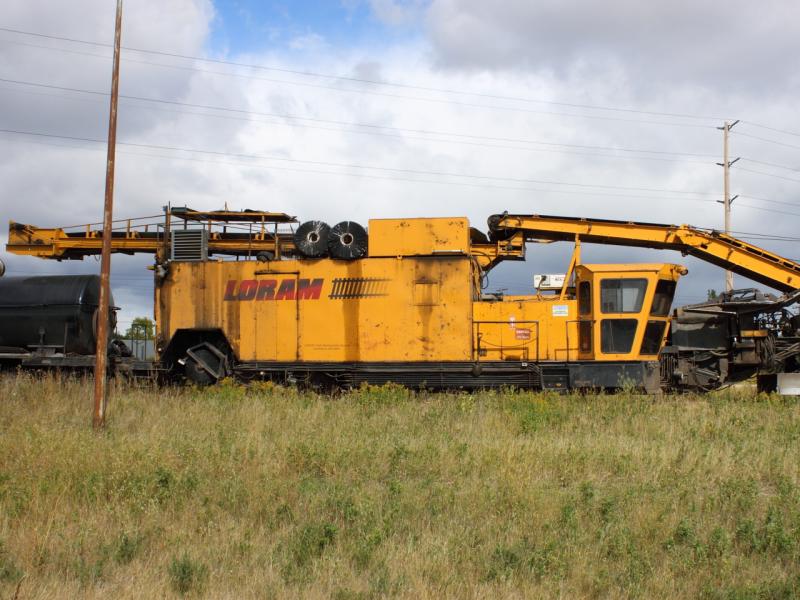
[576,278,594,360]
[597,277,648,357]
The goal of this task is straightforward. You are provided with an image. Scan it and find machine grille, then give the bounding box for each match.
[171,229,208,262]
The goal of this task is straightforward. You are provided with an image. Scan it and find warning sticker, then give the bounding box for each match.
[552,304,569,317]
[515,328,532,340]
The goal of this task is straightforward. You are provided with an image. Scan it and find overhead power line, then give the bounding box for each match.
[737,194,800,209]
[0,126,722,195]
[5,132,731,211]
[739,193,800,208]
[0,25,728,122]
[741,121,800,140]
[3,127,790,219]
[0,32,718,129]
[0,127,729,208]
[740,157,800,173]
[9,29,800,155]
[738,166,800,185]
[730,230,800,242]
[736,202,800,219]
[734,131,800,151]
[0,77,717,165]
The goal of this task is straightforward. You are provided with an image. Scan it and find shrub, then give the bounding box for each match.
[168,553,208,595]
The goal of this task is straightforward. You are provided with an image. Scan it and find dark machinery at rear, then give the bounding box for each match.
[0,274,130,370]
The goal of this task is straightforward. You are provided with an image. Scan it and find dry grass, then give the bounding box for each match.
[0,373,799,599]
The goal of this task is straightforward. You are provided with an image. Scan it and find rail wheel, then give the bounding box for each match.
[183,342,230,385]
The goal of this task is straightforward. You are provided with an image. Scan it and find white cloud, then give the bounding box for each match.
[424,0,800,94]
[367,0,428,27]
[288,32,327,52]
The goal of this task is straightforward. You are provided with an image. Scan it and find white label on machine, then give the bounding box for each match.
[552,304,569,317]
[534,274,566,290]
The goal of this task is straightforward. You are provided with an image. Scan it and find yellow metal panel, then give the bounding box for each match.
[473,298,578,362]
[413,281,440,306]
[368,218,470,257]
[157,256,472,363]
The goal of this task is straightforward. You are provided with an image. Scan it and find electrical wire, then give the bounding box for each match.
[0,78,718,165]
[0,126,722,196]
[739,194,800,208]
[734,131,800,151]
[0,35,717,129]
[735,202,800,218]
[733,195,800,209]
[737,166,800,185]
[4,37,689,129]
[10,28,800,188]
[0,25,728,123]
[740,157,800,173]
[3,130,730,209]
[741,121,800,140]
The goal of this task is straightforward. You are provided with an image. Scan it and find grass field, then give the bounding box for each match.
[1,374,799,599]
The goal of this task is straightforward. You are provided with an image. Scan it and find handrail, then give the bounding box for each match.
[473,319,539,362]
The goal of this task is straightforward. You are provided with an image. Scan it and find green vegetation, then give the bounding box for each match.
[122,316,155,341]
[0,374,799,598]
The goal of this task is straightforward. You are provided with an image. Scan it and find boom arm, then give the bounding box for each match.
[489,213,800,293]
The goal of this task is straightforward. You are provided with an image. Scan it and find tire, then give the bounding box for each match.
[328,221,368,260]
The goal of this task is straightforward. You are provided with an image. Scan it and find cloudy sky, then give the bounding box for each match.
[1,0,799,329]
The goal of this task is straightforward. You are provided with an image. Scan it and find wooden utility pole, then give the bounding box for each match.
[93,0,123,429]
[717,119,740,294]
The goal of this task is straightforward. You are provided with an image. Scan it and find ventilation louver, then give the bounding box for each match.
[171,229,208,262]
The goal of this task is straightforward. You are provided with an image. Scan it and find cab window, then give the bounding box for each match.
[640,320,667,355]
[650,280,676,317]
[600,319,638,354]
[579,320,592,353]
[600,278,648,313]
[578,281,591,315]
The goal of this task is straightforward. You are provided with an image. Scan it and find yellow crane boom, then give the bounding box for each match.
[489,213,800,293]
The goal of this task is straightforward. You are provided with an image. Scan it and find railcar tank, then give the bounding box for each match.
[0,275,115,355]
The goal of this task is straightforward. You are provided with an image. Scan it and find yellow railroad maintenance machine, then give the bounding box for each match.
[6,207,800,392]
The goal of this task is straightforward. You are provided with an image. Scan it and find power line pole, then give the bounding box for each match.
[93,0,123,429]
[717,119,740,294]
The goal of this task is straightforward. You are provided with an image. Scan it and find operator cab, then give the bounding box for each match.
[575,264,683,361]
